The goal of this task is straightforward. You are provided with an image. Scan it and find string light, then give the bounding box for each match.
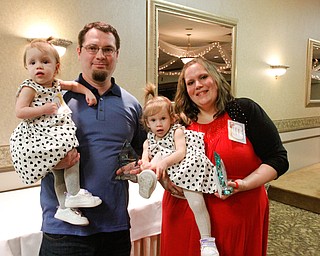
[159,58,179,71]
[159,41,231,72]
[159,71,181,76]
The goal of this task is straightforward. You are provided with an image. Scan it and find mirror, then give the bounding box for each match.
[306,38,320,107]
[147,0,237,101]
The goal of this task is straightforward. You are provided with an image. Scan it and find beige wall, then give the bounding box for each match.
[165,0,320,117]
[0,0,319,181]
[0,0,147,145]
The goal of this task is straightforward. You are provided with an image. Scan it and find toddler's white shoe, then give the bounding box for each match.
[65,189,102,208]
[200,237,219,256]
[138,169,157,199]
[54,207,89,226]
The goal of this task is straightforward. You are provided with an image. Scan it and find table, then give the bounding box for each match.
[0,182,164,256]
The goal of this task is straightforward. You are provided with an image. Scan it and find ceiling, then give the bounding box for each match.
[158,11,233,73]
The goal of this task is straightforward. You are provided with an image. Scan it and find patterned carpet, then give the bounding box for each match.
[268,200,320,256]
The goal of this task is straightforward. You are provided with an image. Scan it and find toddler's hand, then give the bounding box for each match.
[42,102,58,115]
[141,161,152,170]
[86,93,97,106]
[154,160,168,180]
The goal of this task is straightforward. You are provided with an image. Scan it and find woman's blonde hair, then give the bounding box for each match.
[23,37,60,73]
[174,57,234,125]
[141,83,176,131]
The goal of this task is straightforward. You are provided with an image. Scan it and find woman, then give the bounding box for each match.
[160,57,289,256]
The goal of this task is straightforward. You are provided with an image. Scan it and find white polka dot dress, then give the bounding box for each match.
[9,79,78,184]
[148,124,217,193]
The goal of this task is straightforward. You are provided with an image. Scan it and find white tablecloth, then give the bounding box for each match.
[0,182,164,256]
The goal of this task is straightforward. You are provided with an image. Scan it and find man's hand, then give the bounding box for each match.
[54,148,79,170]
[116,160,142,176]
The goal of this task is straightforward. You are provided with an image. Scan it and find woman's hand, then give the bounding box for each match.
[54,148,79,170]
[216,164,278,200]
[214,179,244,200]
[159,171,184,198]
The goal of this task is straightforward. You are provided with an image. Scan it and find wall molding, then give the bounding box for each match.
[0,145,13,172]
[1,116,319,170]
[273,116,320,133]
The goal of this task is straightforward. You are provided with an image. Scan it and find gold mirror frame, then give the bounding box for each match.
[305,38,320,107]
[147,0,237,96]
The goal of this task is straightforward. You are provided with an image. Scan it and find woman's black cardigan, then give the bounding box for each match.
[225,98,289,178]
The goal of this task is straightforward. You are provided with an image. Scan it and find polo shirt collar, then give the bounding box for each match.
[77,74,121,97]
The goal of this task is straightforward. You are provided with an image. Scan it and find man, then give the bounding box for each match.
[39,21,146,256]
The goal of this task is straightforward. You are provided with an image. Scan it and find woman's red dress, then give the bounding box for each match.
[161,113,269,256]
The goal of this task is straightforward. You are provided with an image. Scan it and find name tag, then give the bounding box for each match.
[228,120,246,144]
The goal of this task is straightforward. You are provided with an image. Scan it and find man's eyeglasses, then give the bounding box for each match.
[82,45,116,56]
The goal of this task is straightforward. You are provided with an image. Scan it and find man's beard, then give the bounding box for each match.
[92,70,108,82]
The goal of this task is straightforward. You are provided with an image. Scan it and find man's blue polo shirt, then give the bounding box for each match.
[40,74,146,236]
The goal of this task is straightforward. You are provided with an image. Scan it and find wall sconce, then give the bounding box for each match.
[270,65,289,79]
[27,38,72,57]
[50,38,72,57]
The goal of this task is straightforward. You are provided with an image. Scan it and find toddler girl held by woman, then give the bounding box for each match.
[139,83,219,256]
[10,38,101,226]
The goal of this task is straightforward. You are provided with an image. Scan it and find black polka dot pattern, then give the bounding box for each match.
[226,100,249,134]
[148,124,217,193]
[9,79,78,184]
